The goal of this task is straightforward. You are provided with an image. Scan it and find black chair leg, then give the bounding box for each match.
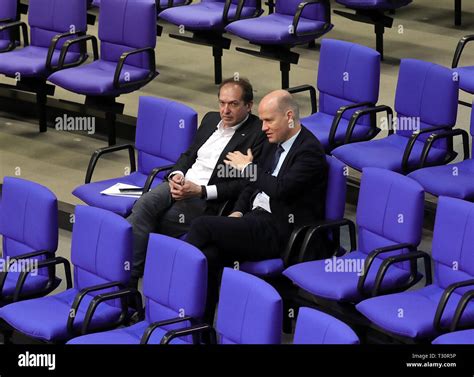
[455,0,462,26]
[375,23,385,60]
[36,91,48,133]
[280,61,290,89]
[105,111,117,146]
[213,46,224,85]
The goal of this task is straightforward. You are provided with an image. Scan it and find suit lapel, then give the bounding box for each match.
[278,127,306,175]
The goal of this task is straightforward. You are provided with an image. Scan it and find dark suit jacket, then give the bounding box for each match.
[233,125,328,241]
[170,112,265,214]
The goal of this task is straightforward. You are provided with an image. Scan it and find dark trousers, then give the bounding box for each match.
[186,209,283,324]
[126,182,207,278]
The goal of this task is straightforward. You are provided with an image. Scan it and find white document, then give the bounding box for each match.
[100,183,143,198]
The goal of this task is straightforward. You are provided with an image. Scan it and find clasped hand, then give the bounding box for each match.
[168,174,201,200]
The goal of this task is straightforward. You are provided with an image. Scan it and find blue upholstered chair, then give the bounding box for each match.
[408,104,473,200]
[0,0,88,132]
[226,0,333,88]
[452,34,474,107]
[240,155,347,278]
[47,0,158,145]
[293,307,359,344]
[159,268,282,344]
[334,0,412,59]
[332,59,459,175]
[357,197,474,342]
[433,329,474,344]
[67,234,207,344]
[72,97,197,217]
[159,0,263,84]
[288,39,380,152]
[0,205,133,343]
[0,0,18,52]
[283,168,425,311]
[0,177,59,303]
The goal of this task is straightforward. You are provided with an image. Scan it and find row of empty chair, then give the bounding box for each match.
[2,166,474,344]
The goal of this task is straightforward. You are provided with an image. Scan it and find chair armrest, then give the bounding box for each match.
[452,34,474,68]
[344,105,393,144]
[0,250,54,295]
[85,144,136,184]
[0,18,17,52]
[282,225,314,267]
[434,279,474,332]
[140,316,193,344]
[67,281,125,335]
[328,101,374,150]
[287,84,317,114]
[293,0,331,38]
[224,0,263,24]
[298,219,357,263]
[57,34,99,71]
[370,250,432,297]
[13,256,73,302]
[357,243,418,296]
[165,0,193,8]
[449,289,474,331]
[161,323,217,345]
[113,47,157,90]
[81,287,143,335]
[143,164,175,193]
[419,129,470,169]
[0,21,29,48]
[46,31,87,72]
[401,125,453,174]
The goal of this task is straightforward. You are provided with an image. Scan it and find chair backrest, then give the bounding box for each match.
[0,0,18,42]
[99,0,156,69]
[143,234,207,339]
[394,59,458,149]
[216,268,282,344]
[276,0,328,22]
[71,206,132,293]
[135,97,198,176]
[432,197,474,292]
[317,39,380,126]
[470,103,474,155]
[293,307,359,344]
[28,0,87,49]
[0,177,58,259]
[325,155,347,221]
[356,168,424,265]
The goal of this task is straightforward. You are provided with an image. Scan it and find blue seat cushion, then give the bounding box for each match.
[408,159,474,200]
[432,330,474,344]
[1,272,60,298]
[226,13,330,45]
[332,134,447,173]
[302,112,372,149]
[356,284,474,339]
[0,288,123,342]
[0,46,80,78]
[453,66,474,94]
[67,320,189,344]
[159,2,256,31]
[240,259,284,278]
[72,172,162,217]
[336,0,412,10]
[48,60,153,96]
[283,251,413,302]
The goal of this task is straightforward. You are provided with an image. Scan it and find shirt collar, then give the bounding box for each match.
[280,129,301,152]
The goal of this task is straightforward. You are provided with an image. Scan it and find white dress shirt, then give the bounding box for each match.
[170,115,249,200]
[251,130,301,213]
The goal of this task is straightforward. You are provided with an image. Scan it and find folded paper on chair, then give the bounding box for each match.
[100,183,143,198]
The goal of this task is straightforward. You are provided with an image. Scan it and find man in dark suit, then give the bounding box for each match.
[127,78,265,285]
[186,89,328,322]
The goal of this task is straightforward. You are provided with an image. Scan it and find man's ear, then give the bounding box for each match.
[247,101,253,113]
